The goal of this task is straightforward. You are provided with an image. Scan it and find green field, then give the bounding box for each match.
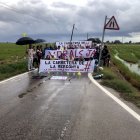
[0,43,27,63]
[108,44,140,89]
[0,43,27,81]
[109,44,140,63]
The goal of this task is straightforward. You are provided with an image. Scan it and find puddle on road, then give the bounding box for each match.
[18,92,28,98]
[18,86,37,98]
[38,82,43,87]
[27,89,33,92]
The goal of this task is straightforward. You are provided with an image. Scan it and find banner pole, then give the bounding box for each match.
[98,15,107,66]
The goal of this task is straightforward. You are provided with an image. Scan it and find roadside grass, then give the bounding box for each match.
[118,53,137,63]
[99,68,140,107]
[0,43,28,81]
[0,43,27,64]
[0,60,27,81]
[112,56,140,90]
[108,44,140,90]
[105,44,140,107]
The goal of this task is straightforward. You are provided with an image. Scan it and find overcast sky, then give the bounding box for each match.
[0,0,140,42]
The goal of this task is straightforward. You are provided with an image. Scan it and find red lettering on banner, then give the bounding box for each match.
[70,50,74,58]
[79,50,83,56]
[90,50,96,57]
[63,50,68,59]
[48,51,52,56]
[86,50,92,57]
[46,49,96,59]
[57,51,62,58]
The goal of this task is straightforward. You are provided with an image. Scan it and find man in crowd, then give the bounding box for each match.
[101,45,110,67]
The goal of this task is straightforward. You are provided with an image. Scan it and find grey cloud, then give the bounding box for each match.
[17,0,44,6]
[51,2,76,9]
[0,0,140,42]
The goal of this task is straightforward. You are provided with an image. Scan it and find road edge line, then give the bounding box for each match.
[0,71,30,84]
[88,73,140,122]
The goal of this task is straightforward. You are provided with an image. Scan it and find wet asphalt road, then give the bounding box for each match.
[0,71,140,140]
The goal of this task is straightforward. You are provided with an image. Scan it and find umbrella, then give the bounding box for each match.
[35,39,46,44]
[16,37,35,45]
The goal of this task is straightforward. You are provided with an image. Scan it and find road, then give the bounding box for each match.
[0,71,140,140]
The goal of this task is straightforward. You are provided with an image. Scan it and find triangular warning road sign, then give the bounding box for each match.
[104,16,119,30]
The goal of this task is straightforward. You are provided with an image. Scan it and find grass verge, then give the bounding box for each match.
[97,68,140,108]
[0,60,27,81]
[109,44,140,63]
[112,56,140,90]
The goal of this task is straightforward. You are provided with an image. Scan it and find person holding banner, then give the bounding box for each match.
[33,46,38,68]
[79,56,85,62]
[69,55,74,61]
[50,55,56,60]
[36,46,42,65]
[45,55,51,60]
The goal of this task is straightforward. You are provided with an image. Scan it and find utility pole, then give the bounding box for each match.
[70,24,75,43]
[87,33,89,40]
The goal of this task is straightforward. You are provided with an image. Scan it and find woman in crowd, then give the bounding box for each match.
[36,46,42,66]
[27,44,34,71]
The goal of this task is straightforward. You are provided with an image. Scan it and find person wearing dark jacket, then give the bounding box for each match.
[101,45,110,66]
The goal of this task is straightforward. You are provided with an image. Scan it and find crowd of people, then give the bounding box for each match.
[27,44,44,71]
[26,43,111,71]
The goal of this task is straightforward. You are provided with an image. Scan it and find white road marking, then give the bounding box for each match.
[0,71,31,84]
[88,73,140,122]
[59,120,70,140]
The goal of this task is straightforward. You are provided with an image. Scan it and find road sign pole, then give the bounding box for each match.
[98,15,107,66]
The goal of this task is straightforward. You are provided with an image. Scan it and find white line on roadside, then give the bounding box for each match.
[88,73,140,122]
[0,71,30,84]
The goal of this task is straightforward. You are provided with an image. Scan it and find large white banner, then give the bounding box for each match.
[39,59,95,73]
[56,41,92,48]
[45,49,96,59]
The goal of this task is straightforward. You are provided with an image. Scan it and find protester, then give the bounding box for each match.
[42,44,48,59]
[50,55,56,60]
[57,46,61,50]
[36,46,42,66]
[33,46,38,68]
[106,53,111,67]
[27,44,34,71]
[45,55,51,60]
[101,45,110,66]
[79,56,85,62]
[69,55,74,61]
